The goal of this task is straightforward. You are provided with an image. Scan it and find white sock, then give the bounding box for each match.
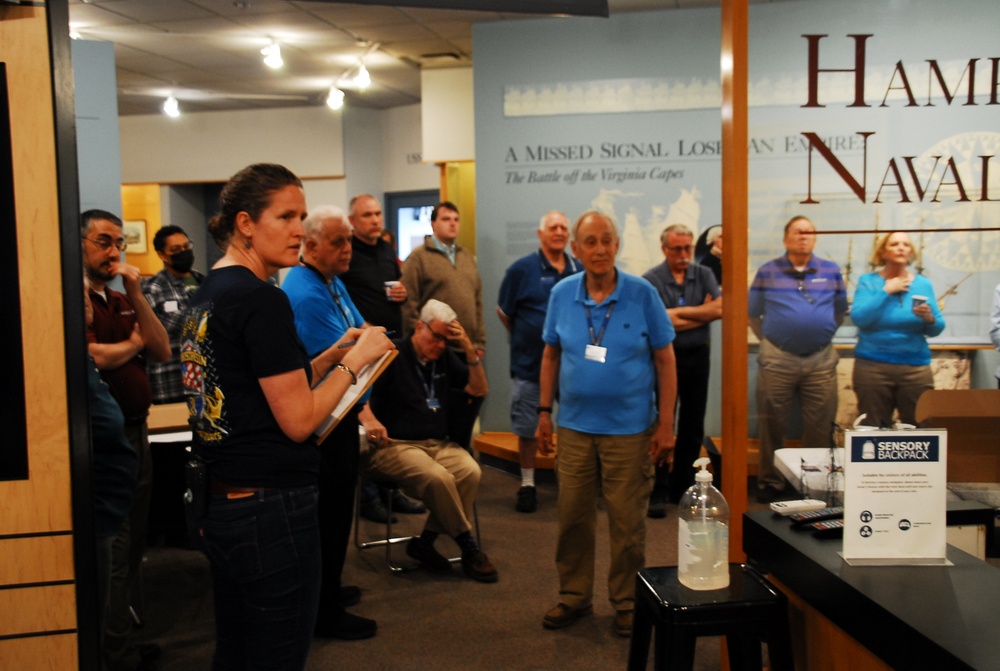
[521,468,535,488]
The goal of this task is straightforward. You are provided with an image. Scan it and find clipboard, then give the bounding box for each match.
[313,349,398,444]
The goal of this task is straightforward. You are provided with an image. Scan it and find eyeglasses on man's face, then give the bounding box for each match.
[421,321,449,342]
[166,242,194,255]
[85,236,127,252]
[665,245,693,254]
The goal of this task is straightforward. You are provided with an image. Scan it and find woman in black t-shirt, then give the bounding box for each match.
[182,163,393,671]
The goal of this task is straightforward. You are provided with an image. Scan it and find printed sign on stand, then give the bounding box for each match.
[842,429,948,566]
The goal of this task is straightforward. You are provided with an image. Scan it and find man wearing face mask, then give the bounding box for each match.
[143,225,204,404]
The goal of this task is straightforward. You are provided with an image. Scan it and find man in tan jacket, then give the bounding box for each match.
[401,201,485,361]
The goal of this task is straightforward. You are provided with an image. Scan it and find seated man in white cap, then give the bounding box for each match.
[361,299,497,583]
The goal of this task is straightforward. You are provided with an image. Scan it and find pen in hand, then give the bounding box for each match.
[338,331,395,348]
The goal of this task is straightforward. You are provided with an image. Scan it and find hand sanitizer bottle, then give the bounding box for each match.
[678,457,730,590]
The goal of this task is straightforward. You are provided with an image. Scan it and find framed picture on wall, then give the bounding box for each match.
[123,219,147,253]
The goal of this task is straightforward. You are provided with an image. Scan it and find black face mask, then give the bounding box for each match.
[170,249,195,274]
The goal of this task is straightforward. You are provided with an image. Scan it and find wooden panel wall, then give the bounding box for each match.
[0,3,78,669]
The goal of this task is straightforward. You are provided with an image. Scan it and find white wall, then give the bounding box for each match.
[383,104,440,193]
[422,68,474,163]
[119,106,345,184]
[118,102,435,202]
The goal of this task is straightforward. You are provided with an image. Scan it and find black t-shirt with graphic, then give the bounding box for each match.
[182,266,316,488]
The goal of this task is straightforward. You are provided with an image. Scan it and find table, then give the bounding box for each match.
[744,510,1000,670]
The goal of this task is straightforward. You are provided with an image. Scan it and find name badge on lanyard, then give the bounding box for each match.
[418,361,440,412]
[584,301,615,365]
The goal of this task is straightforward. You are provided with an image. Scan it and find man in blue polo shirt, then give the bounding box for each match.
[536,211,676,639]
[281,205,377,641]
[497,210,581,513]
[749,215,848,503]
[643,223,721,516]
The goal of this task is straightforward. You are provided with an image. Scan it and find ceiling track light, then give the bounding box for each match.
[261,42,283,69]
[352,63,371,90]
[162,95,180,118]
[326,87,345,110]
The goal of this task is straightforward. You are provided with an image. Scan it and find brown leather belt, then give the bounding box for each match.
[209,476,274,496]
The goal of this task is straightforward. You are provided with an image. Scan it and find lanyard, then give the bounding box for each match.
[415,360,438,405]
[584,301,616,347]
[301,261,356,326]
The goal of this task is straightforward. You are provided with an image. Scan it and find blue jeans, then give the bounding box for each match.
[198,485,320,671]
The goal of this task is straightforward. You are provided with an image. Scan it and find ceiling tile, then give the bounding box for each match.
[69,0,709,115]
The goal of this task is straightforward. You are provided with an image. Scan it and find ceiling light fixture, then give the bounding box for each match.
[162,95,180,118]
[326,87,345,110]
[352,63,371,90]
[261,42,283,69]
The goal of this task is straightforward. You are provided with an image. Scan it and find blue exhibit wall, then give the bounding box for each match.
[473,0,1000,435]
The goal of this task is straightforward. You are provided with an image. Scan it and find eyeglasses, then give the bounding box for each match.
[421,322,449,342]
[665,245,693,253]
[84,236,127,252]
[166,242,194,254]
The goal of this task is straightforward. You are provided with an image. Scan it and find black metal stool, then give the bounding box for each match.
[628,563,794,671]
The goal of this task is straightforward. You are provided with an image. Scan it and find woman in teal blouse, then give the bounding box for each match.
[851,231,945,427]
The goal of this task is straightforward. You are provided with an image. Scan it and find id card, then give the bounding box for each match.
[585,344,607,363]
[427,397,441,412]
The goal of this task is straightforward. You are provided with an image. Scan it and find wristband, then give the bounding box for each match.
[537,406,553,415]
[334,362,358,385]
[466,357,481,366]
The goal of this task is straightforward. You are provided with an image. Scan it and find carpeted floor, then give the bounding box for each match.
[134,464,751,670]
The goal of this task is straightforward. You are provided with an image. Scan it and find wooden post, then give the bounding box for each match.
[720,0,750,561]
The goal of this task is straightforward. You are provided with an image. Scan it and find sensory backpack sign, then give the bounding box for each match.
[843,430,948,565]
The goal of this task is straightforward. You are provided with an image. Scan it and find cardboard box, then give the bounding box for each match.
[916,390,1000,483]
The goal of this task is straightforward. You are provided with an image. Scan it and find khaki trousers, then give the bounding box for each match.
[363,439,479,538]
[555,425,655,613]
[756,339,839,491]
[852,357,933,428]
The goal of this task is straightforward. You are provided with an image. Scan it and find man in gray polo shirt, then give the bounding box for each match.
[642,224,721,517]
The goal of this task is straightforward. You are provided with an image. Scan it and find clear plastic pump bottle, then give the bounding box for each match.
[677,457,730,590]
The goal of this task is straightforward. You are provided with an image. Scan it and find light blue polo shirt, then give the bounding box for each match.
[282,264,370,405]
[542,268,674,435]
[281,265,365,357]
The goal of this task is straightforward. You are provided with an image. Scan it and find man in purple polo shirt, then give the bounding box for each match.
[748,215,848,503]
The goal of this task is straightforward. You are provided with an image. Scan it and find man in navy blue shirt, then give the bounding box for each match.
[497,211,581,512]
[748,216,848,502]
[643,224,721,515]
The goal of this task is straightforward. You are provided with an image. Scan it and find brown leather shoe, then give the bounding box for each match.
[614,610,633,637]
[461,550,498,582]
[543,603,594,630]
